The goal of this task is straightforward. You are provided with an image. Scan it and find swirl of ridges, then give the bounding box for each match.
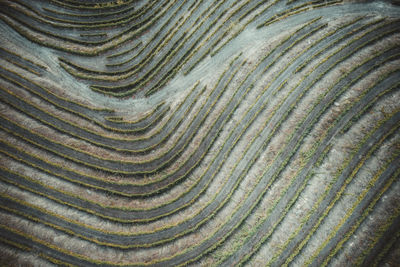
[0,0,400,266]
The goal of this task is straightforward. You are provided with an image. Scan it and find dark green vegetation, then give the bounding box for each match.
[0,0,399,266]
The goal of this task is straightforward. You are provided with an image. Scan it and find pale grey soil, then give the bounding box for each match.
[0,0,399,266]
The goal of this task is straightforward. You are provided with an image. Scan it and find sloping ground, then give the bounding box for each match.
[0,0,399,266]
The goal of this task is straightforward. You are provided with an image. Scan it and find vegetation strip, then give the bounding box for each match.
[1,0,399,265]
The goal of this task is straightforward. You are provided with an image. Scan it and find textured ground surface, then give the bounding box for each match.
[0,0,399,266]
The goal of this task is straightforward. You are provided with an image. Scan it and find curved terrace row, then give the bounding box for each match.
[0,0,399,266]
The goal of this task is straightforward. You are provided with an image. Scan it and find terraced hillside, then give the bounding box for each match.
[0,0,400,266]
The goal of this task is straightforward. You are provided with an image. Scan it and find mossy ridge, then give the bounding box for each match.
[0,47,47,74]
[48,0,134,9]
[41,1,136,19]
[1,0,399,265]
[370,223,400,267]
